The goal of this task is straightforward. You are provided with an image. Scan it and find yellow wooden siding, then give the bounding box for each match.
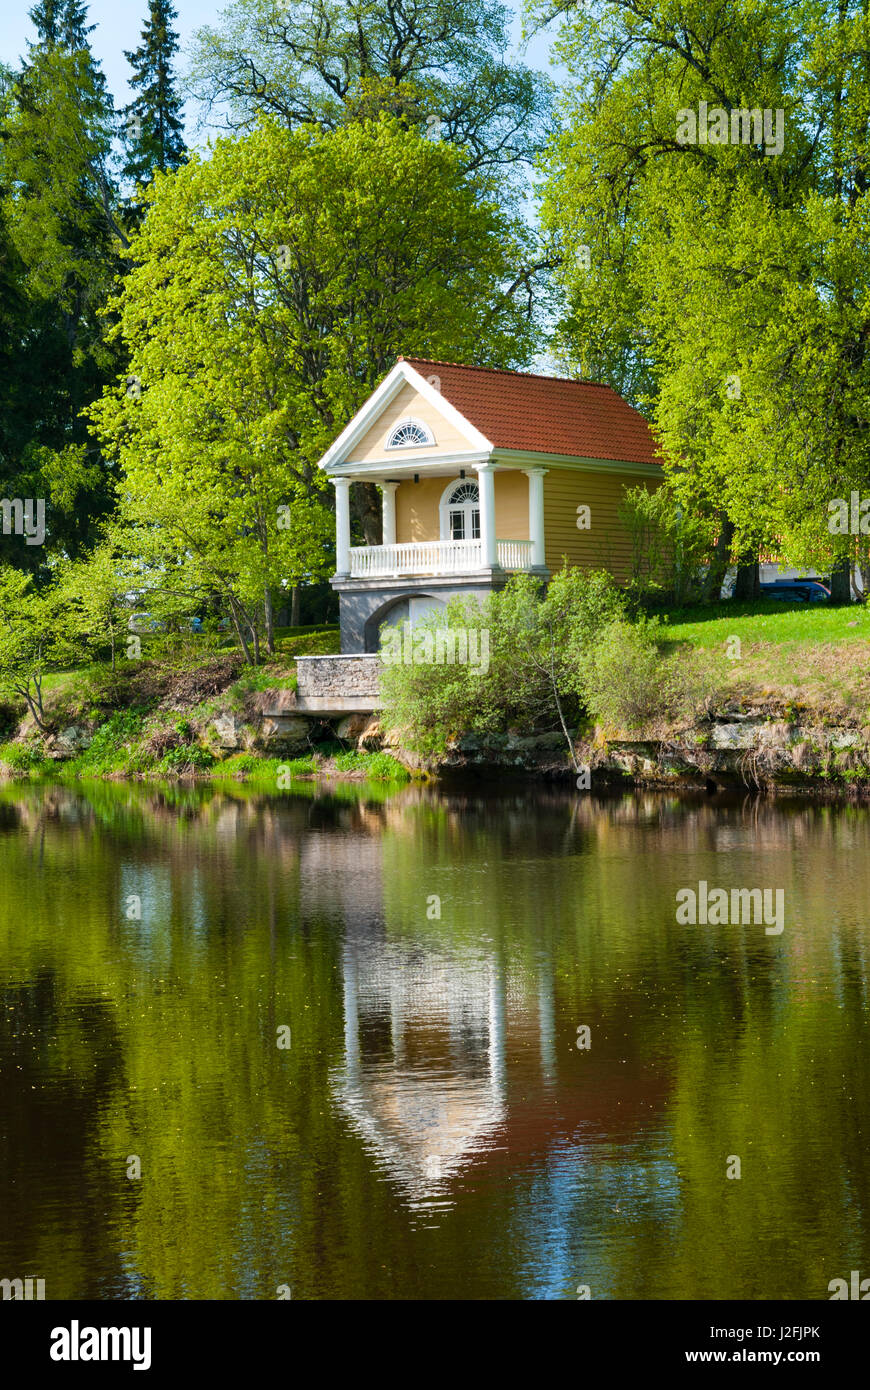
[395,476,444,542]
[495,470,529,539]
[543,469,661,580]
[351,383,471,463]
[393,470,530,543]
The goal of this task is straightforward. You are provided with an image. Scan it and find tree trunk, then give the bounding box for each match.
[353,481,383,546]
[290,585,301,627]
[700,514,734,601]
[228,596,254,665]
[264,588,275,655]
[829,556,852,604]
[734,553,760,602]
[18,675,47,733]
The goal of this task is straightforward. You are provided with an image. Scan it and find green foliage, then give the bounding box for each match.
[188,0,552,180]
[540,0,870,574]
[379,568,627,755]
[210,751,261,776]
[274,625,340,658]
[156,743,214,774]
[227,667,298,703]
[90,115,534,665]
[577,618,693,734]
[75,709,147,772]
[0,38,122,571]
[329,749,409,781]
[0,565,78,730]
[277,754,317,776]
[28,0,95,50]
[619,484,715,606]
[0,737,48,772]
[58,532,133,671]
[378,593,501,756]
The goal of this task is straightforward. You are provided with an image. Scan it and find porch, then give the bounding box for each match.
[331,463,548,581]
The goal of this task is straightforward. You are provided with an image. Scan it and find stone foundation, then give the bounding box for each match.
[295,654,382,713]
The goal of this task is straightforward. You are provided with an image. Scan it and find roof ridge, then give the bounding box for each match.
[401,356,618,392]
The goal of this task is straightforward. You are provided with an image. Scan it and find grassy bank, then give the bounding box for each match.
[661,600,870,721]
[0,623,408,786]
[4,595,870,792]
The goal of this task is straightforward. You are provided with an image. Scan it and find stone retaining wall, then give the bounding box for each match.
[295,654,382,712]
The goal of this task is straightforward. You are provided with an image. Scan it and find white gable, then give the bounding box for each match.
[317,360,492,472]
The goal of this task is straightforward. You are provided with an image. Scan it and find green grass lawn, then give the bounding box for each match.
[660,599,870,720]
[662,599,870,648]
[273,624,340,657]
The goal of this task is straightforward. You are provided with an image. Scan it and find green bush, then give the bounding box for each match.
[74,710,148,772]
[211,752,260,776]
[0,739,47,771]
[619,484,714,606]
[278,754,317,775]
[379,568,627,756]
[579,618,708,733]
[156,744,215,774]
[330,750,409,780]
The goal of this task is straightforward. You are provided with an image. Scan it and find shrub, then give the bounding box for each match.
[156,744,215,774]
[579,618,710,733]
[75,710,148,772]
[378,567,627,756]
[619,484,714,606]
[278,755,317,775]
[0,739,47,771]
[378,592,500,756]
[330,749,409,780]
[211,752,260,776]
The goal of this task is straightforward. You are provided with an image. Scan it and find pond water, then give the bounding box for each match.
[0,779,868,1300]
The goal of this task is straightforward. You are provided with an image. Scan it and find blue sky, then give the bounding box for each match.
[1,1,562,140]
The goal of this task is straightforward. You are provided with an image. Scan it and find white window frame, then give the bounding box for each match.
[439,477,480,542]
[385,417,435,449]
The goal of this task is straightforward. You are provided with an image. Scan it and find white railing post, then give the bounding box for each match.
[523,468,548,568]
[333,477,351,577]
[477,462,498,568]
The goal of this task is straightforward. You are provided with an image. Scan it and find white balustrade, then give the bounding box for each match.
[348,538,532,578]
[496,539,534,570]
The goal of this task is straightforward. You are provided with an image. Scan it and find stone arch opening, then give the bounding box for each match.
[363,594,448,653]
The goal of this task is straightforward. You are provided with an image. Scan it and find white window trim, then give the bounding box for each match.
[438,477,481,541]
[385,417,435,449]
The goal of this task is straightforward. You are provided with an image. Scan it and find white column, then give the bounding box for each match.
[380,482,398,547]
[476,462,498,568]
[333,477,351,577]
[524,468,548,568]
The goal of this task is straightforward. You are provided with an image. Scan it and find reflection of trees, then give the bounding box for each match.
[0,780,867,1297]
[0,971,130,1297]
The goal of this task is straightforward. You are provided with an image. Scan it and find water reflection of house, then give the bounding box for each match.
[298,799,674,1213]
[330,923,671,1215]
[332,934,509,1210]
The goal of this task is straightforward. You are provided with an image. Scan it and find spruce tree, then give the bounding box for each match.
[28,0,94,51]
[123,0,186,185]
[5,6,122,570]
[28,0,64,47]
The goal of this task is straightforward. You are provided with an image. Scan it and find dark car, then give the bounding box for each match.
[759,579,830,603]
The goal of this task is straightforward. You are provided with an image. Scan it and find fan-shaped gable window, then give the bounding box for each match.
[386,418,434,449]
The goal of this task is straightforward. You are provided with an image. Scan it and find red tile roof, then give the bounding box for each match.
[402,358,661,466]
